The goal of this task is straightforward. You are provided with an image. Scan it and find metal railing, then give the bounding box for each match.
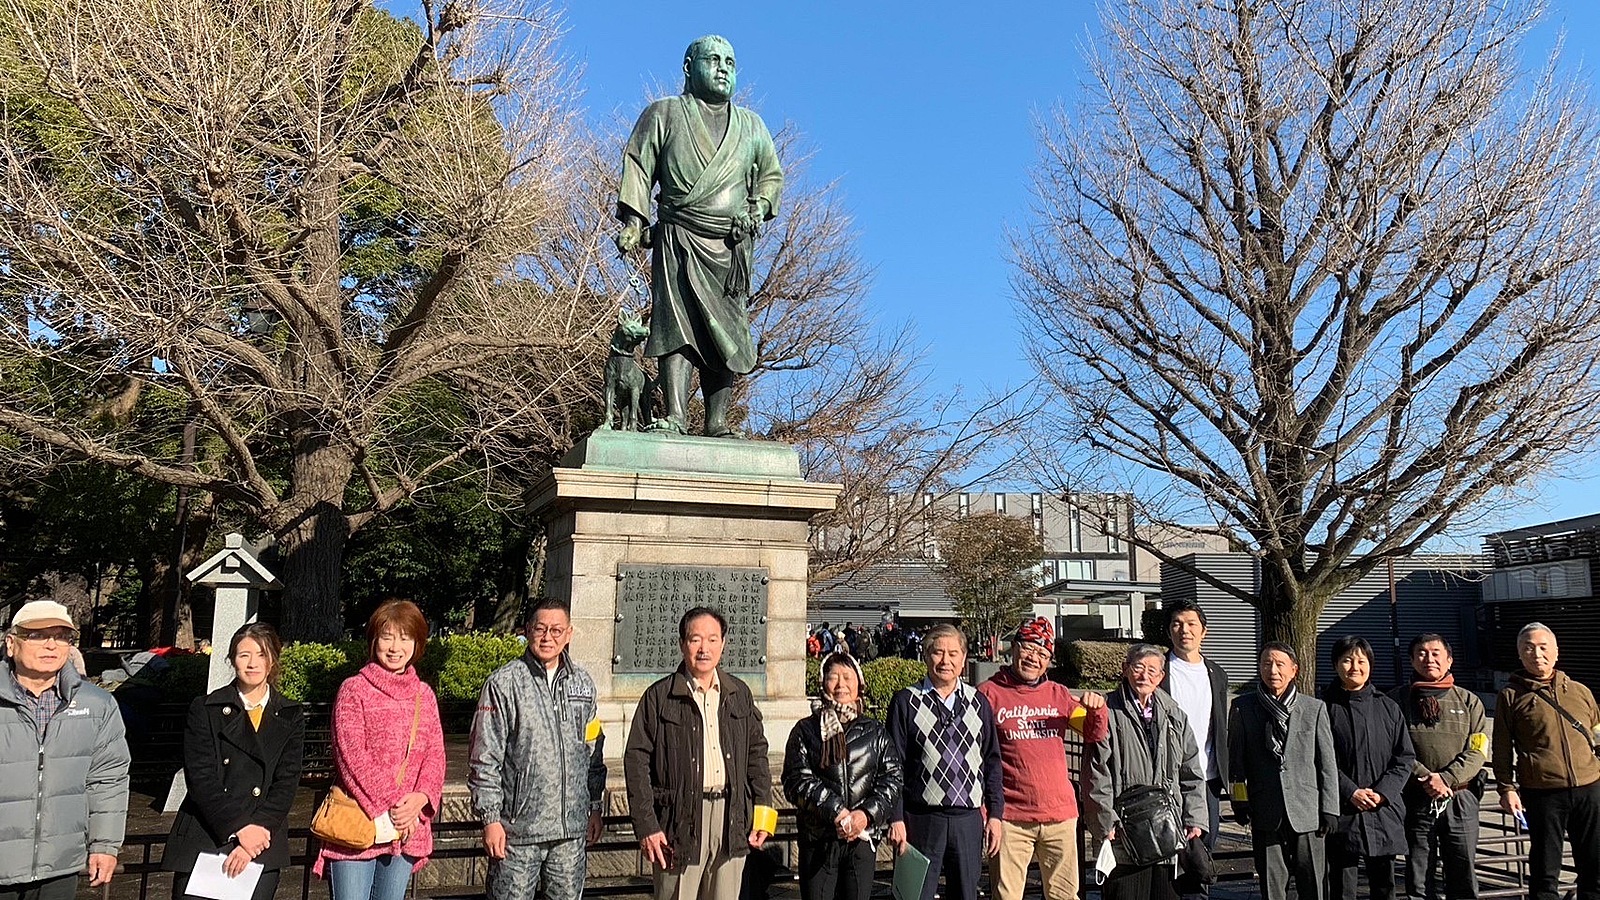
[102,806,1579,900]
[108,814,803,900]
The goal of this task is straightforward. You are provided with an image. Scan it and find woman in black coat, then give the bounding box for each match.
[1322,636,1415,900]
[782,653,903,900]
[164,624,305,900]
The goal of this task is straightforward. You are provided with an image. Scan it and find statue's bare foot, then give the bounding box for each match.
[648,415,688,434]
[705,424,745,439]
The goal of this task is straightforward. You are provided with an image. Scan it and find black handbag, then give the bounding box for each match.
[1113,783,1183,867]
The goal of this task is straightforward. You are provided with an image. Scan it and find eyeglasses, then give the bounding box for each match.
[528,625,568,638]
[1126,663,1163,677]
[1016,645,1052,661]
[13,628,77,644]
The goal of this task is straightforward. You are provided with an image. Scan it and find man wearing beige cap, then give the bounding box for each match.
[0,600,130,900]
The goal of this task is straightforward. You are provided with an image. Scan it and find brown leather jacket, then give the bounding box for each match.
[1494,670,1600,792]
[623,666,770,867]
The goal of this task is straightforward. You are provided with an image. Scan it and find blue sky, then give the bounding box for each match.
[393,1,1600,541]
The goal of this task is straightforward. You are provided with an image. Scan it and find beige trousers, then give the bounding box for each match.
[653,796,747,900]
[990,818,1081,900]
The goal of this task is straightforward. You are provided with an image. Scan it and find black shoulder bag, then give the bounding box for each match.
[1111,710,1183,867]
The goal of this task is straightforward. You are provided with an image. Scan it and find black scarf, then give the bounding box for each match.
[1258,680,1298,763]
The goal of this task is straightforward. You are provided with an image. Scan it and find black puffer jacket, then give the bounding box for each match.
[782,711,903,842]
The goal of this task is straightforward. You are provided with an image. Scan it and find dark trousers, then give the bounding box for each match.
[0,875,76,900]
[1253,827,1324,900]
[904,807,984,900]
[1175,779,1223,899]
[172,868,282,900]
[1523,781,1600,900]
[797,836,876,900]
[1104,862,1177,900]
[1325,845,1395,900]
[1404,788,1479,900]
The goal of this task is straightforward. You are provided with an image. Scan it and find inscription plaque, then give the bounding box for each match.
[613,564,770,674]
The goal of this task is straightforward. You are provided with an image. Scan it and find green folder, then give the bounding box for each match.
[893,845,931,900]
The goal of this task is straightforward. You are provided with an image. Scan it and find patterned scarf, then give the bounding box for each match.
[1410,672,1455,725]
[1124,684,1161,763]
[819,653,865,768]
[1258,681,1298,764]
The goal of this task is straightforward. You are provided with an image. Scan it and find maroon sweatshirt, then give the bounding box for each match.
[978,667,1109,823]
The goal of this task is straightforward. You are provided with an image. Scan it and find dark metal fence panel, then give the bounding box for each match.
[1161,553,1481,689]
[1479,597,1600,689]
[1160,553,1261,681]
[1316,556,1482,691]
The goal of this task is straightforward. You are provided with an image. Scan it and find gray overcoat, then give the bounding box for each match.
[1228,688,1341,836]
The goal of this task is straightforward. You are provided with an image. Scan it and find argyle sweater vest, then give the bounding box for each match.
[903,683,989,810]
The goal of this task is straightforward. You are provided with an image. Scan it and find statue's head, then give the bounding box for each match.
[682,35,736,103]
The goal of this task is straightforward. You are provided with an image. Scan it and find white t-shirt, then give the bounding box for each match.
[1167,654,1217,780]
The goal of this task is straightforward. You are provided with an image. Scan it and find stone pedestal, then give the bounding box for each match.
[529,430,839,760]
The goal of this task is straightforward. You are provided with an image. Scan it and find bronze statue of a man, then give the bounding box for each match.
[615,35,783,437]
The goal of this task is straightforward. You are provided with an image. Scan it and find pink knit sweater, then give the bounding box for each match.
[313,663,446,875]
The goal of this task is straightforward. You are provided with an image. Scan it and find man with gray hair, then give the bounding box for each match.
[1493,622,1600,900]
[0,600,130,900]
[886,623,1004,900]
[1228,641,1338,900]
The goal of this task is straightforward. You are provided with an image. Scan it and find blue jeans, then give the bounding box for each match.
[328,855,414,900]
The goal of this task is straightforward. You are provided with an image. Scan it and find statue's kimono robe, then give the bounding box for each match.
[618,94,783,376]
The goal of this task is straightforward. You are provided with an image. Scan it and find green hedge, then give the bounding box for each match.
[153,653,211,699]
[806,656,927,715]
[424,633,527,701]
[1065,639,1131,688]
[176,633,530,704]
[861,658,925,707]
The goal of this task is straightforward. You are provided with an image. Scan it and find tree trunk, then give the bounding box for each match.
[274,440,355,642]
[154,490,214,648]
[483,519,533,632]
[1256,560,1327,689]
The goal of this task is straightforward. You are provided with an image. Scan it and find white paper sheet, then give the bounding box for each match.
[185,852,263,900]
[373,812,399,844]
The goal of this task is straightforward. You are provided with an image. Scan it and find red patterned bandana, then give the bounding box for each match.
[1016,616,1054,653]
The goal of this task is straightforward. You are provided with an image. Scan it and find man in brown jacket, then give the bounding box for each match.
[1493,622,1600,900]
[623,607,776,900]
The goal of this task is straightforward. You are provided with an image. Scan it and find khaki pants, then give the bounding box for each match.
[990,818,1080,900]
[653,796,746,900]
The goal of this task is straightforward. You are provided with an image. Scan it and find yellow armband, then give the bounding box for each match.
[1469,733,1488,755]
[585,718,603,742]
[1231,782,1249,802]
[753,805,779,834]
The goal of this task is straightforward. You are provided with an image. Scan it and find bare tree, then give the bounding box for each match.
[1014,0,1600,682]
[0,0,612,639]
[936,512,1044,657]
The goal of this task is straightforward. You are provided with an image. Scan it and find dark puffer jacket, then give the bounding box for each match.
[781,711,903,842]
[1323,682,1415,858]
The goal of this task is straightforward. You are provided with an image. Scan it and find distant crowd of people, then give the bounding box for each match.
[807,618,926,662]
[5,593,1600,900]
